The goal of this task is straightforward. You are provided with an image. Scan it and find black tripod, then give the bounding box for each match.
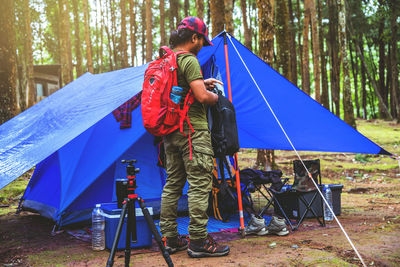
[106,160,173,267]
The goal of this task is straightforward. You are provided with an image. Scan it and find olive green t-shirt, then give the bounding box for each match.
[175,51,209,131]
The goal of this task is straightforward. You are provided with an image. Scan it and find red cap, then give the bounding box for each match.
[177,17,213,46]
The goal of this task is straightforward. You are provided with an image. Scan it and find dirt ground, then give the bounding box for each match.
[1,152,400,267]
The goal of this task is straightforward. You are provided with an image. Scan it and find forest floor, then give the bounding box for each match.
[0,119,399,267]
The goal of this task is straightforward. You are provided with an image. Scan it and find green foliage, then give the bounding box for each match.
[354,153,373,163]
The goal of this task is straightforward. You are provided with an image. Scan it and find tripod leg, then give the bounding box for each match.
[125,199,132,267]
[106,201,129,267]
[137,198,174,267]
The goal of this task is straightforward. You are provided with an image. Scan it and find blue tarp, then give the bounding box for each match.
[0,32,390,226]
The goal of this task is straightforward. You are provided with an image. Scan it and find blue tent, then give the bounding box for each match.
[0,32,390,226]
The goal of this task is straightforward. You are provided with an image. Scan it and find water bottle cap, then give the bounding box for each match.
[96,204,101,208]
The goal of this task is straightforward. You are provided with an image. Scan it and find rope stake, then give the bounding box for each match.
[227,33,367,267]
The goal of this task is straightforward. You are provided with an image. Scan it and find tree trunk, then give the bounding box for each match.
[196,0,204,20]
[328,0,340,116]
[23,0,36,107]
[104,1,114,70]
[302,0,311,95]
[72,0,83,77]
[377,5,388,119]
[141,3,146,65]
[160,0,166,46]
[288,0,298,86]
[309,0,320,102]
[110,0,118,69]
[349,29,393,120]
[120,0,128,68]
[349,38,360,118]
[296,0,303,87]
[276,0,290,79]
[360,36,367,119]
[210,0,225,37]
[184,0,189,17]
[256,0,276,171]
[169,0,179,31]
[83,0,94,73]
[338,0,356,128]
[145,0,153,62]
[240,0,251,49]
[224,0,234,34]
[129,0,137,66]
[0,0,17,124]
[99,0,104,72]
[318,0,329,108]
[389,0,399,122]
[60,0,73,83]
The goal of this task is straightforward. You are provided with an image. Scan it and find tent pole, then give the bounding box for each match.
[224,32,245,237]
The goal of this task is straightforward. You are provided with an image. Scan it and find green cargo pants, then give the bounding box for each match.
[160,130,213,240]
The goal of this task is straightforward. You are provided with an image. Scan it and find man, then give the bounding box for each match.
[160,17,230,258]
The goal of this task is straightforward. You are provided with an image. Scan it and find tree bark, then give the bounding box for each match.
[389,0,399,122]
[302,0,311,95]
[360,36,367,119]
[276,0,290,79]
[196,0,204,20]
[104,0,114,70]
[288,0,298,86]
[318,0,329,108]
[110,0,118,69]
[145,0,153,62]
[349,38,360,118]
[169,0,180,31]
[184,0,189,17]
[72,0,83,77]
[338,0,356,128]
[141,3,146,65]
[309,0,320,102]
[129,0,137,66]
[210,0,225,37]
[377,3,388,119]
[256,0,276,171]
[160,0,166,46]
[83,0,94,73]
[328,0,340,116]
[296,0,303,87]
[224,0,234,34]
[23,0,36,107]
[99,0,104,72]
[240,0,251,49]
[120,0,129,68]
[0,0,18,124]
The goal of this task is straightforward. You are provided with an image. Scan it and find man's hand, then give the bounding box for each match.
[204,78,223,90]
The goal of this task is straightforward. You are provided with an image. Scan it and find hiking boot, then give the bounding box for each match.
[187,235,230,258]
[266,216,289,236]
[162,236,188,254]
[245,214,268,236]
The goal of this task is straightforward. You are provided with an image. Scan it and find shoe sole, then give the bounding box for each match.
[187,248,230,258]
[268,228,289,236]
[245,228,268,236]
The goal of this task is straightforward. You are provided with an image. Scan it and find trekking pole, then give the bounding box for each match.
[223,32,245,237]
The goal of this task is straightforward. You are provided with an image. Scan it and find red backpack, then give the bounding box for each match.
[141,46,195,137]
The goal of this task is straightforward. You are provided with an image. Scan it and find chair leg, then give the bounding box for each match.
[298,194,325,227]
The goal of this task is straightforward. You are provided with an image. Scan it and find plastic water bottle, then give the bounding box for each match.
[92,204,105,251]
[323,185,334,221]
[170,86,183,104]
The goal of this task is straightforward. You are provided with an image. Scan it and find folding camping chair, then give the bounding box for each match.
[239,169,291,225]
[274,159,325,230]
